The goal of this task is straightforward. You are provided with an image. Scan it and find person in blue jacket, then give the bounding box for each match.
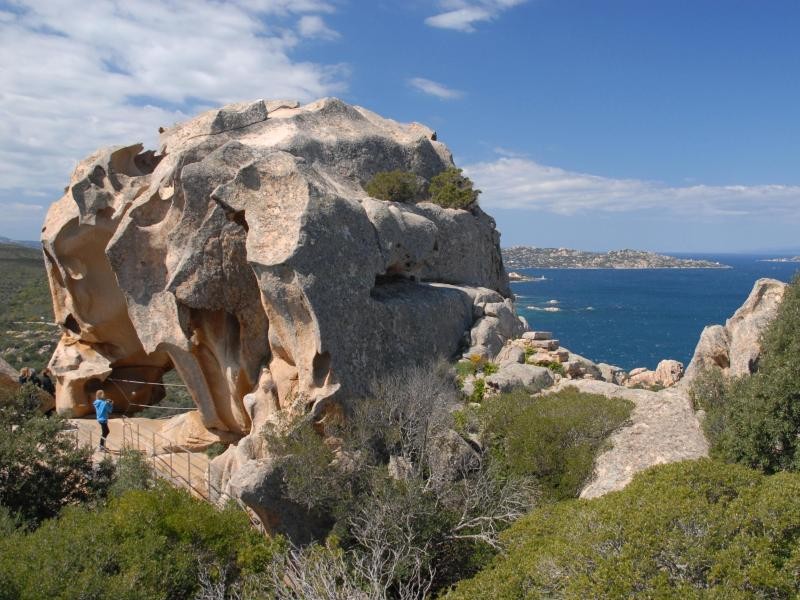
[93,390,113,451]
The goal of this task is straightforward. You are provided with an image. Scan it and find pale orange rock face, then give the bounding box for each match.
[42,97,513,450]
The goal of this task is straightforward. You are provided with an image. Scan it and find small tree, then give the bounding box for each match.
[364,171,420,203]
[428,168,480,210]
[0,384,97,526]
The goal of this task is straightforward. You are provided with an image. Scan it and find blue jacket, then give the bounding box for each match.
[93,398,112,422]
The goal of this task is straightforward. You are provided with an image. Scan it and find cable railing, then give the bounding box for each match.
[67,419,264,533]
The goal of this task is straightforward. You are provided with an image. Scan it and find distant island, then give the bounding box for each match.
[760,256,800,263]
[503,247,730,269]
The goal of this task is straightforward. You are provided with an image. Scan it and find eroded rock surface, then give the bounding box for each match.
[554,379,708,499]
[43,98,518,519]
[683,278,787,384]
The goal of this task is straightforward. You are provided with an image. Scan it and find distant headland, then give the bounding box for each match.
[759,256,800,263]
[503,247,730,269]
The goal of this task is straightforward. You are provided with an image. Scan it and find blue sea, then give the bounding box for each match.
[512,255,799,371]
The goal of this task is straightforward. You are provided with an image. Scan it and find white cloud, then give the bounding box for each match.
[0,0,348,236]
[408,77,464,100]
[464,157,800,219]
[298,15,340,40]
[425,0,527,32]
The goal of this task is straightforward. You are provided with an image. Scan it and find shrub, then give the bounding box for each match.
[428,167,480,209]
[0,385,98,526]
[0,483,280,600]
[469,378,486,403]
[534,360,565,375]
[444,460,800,599]
[108,449,153,497]
[479,386,633,500]
[692,275,800,472]
[264,363,537,595]
[482,362,499,376]
[364,170,420,203]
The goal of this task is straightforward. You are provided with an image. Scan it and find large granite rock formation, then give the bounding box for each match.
[43,98,519,515]
[683,278,787,384]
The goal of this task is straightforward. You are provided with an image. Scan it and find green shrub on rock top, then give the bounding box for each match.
[444,460,800,599]
[363,167,480,209]
[364,170,420,203]
[429,167,480,209]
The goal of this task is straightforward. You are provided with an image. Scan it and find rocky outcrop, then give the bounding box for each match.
[683,278,787,384]
[43,98,517,519]
[626,359,684,389]
[555,379,708,499]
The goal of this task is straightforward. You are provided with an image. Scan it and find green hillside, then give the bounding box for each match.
[0,243,57,371]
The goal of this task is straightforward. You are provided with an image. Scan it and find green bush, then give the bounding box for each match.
[479,386,633,500]
[534,360,565,375]
[108,449,153,497]
[692,275,800,472]
[0,385,99,526]
[0,483,280,600]
[364,170,421,203]
[444,459,800,599]
[429,167,480,209]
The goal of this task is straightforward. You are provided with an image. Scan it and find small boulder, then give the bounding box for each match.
[485,363,554,394]
[0,358,19,392]
[522,331,553,341]
[495,344,525,366]
[597,363,629,385]
[428,429,480,484]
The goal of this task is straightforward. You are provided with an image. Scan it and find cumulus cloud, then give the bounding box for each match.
[425,0,527,32]
[298,15,340,40]
[0,0,347,237]
[464,157,800,219]
[408,77,464,100]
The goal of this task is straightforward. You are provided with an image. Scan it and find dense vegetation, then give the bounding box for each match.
[459,387,633,501]
[245,369,633,597]
[0,385,278,600]
[363,167,479,209]
[444,460,800,599]
[691,274,800,472]
[0,242,57,370]
[0,480,278,600]
[0,384,105,527]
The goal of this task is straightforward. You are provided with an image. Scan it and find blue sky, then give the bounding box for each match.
[1,0,798,252]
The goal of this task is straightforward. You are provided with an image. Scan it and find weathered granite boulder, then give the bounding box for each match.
[484,363,553,394]
[0,358,18,393]
[495,344,525,366]
[43,98,521,522]
[626,359,684,389]
[596,362,628,385]
[683,278,787,384]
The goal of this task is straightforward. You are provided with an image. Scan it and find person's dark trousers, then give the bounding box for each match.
[99,421,110,448]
